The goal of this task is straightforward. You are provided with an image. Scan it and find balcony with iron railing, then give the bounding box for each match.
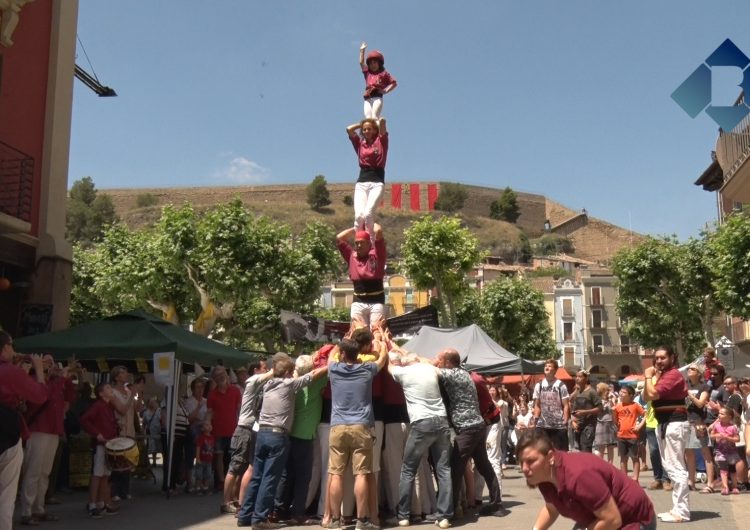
[715,92,750,202]
[0,141,34,229]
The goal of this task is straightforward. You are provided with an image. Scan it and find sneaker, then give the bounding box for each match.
[321,519,341,529]
[658,512,689,523]
[220,503,238,514]
[648,480,663,490]
[355,519,378,530]
[435,519,451,529]
[663,482,673,491]
[87,507,103,519]
[103,504,120,515]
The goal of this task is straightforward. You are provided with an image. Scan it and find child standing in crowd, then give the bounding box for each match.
[79,383,120,518]
[142,397,162,466]
[710,406,741,495]
[359,42,397,119]
[593,382,617,463]
[194,421,215,495]
[613,385,645,482]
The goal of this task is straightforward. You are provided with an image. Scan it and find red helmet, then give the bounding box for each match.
[366,50,385,66]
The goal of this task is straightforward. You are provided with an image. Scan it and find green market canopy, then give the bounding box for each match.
[14,309,250,367]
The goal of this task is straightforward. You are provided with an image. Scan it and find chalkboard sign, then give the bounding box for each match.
[19,304,53,337]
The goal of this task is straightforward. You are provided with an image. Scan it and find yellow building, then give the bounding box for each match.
[328,275,431,317]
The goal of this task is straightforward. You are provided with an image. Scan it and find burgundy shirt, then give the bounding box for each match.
[653,366,688,423]
[337,238,386,283]
[350,133,389,170]
[362,67,397,98]
[0,358,48,440]
[26,376,76,436]
[80,399,119,444]
[538,450,654,530]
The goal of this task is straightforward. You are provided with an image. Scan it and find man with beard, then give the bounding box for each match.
[517,429,655,530]
[643,346,690,523]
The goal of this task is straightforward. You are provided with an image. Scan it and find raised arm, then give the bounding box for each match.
[346,122,361,138]
[337,227,355,243]
[374,338,388,371]
[359,41,367,70]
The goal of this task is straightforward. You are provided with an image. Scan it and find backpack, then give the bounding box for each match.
[0,403,21,453]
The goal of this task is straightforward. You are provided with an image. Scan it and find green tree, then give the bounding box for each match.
[434,182,468,213]
[66,177,119,245]
[136,193,159,208]
[306,174,331,211]
[708,212,750,319]
[477,276,557,360]
[343,195,354,207]
[490,187,521,223]
[70,199,340,350]
[531,234,575,255]
[612,236,716,362]
[402,215,484,327]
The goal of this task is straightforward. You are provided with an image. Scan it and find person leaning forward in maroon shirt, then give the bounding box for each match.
[517,429,655,530]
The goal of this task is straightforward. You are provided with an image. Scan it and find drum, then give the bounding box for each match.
[105,437,139,471]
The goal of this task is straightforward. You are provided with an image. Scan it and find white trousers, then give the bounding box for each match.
[474,423,503,499]
[353,181,384,239]
[350,302,387,330]
[20,432,59,517]
[363,97,383,119]
[656,421,690,520]
[0,439,23,530]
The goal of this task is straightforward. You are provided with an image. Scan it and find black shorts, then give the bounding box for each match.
[617,438,639,459]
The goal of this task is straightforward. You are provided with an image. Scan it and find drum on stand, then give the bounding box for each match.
[105,437,139,472]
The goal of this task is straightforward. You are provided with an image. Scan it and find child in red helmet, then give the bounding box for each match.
[359,41,397,119]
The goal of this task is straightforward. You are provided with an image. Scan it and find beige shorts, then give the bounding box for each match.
[328,424,374,476]
[92,445,111,477]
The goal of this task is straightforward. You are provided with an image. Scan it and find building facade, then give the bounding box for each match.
[553,278,585,368]
[0,0,78,335]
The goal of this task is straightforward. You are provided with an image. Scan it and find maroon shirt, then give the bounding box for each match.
[0,358,48,440]
[27,376,76,436]
[362,67,397,98]
[80,399,119,445]
[538,450,654,529]
[350,133,389,171]
[653,366,688,423]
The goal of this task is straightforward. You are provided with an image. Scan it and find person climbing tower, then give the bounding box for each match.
[360,41,397,119]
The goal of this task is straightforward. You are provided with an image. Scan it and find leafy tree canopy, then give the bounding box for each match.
[66,177,118,246]
[434,182,468,213]
[490,187,521,223]
[707,212,750,319]
[402,215,484,327]
[612,236,715,362]
[306,174,331,211]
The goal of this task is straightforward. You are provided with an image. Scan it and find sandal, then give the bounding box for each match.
[721,488,730,495]
[699,485,715,494]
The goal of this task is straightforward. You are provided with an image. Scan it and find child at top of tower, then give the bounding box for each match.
[360,41,397,119]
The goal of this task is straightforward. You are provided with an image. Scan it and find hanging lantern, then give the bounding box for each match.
[0,277,10,291]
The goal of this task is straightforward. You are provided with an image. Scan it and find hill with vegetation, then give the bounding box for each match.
[100,182,641,264]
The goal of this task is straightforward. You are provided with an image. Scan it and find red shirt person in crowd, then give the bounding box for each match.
[0,332,48,529]
[79,382,120,518]
[518,429,655,530]
[207,365,242,487]
[18,355,75,524]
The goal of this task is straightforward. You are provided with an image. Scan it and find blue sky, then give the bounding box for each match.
[70,0,750,239]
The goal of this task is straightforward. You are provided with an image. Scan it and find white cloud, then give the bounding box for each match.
[215,156,270,183]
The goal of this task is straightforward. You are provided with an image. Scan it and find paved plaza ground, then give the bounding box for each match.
[13,466,745,529]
